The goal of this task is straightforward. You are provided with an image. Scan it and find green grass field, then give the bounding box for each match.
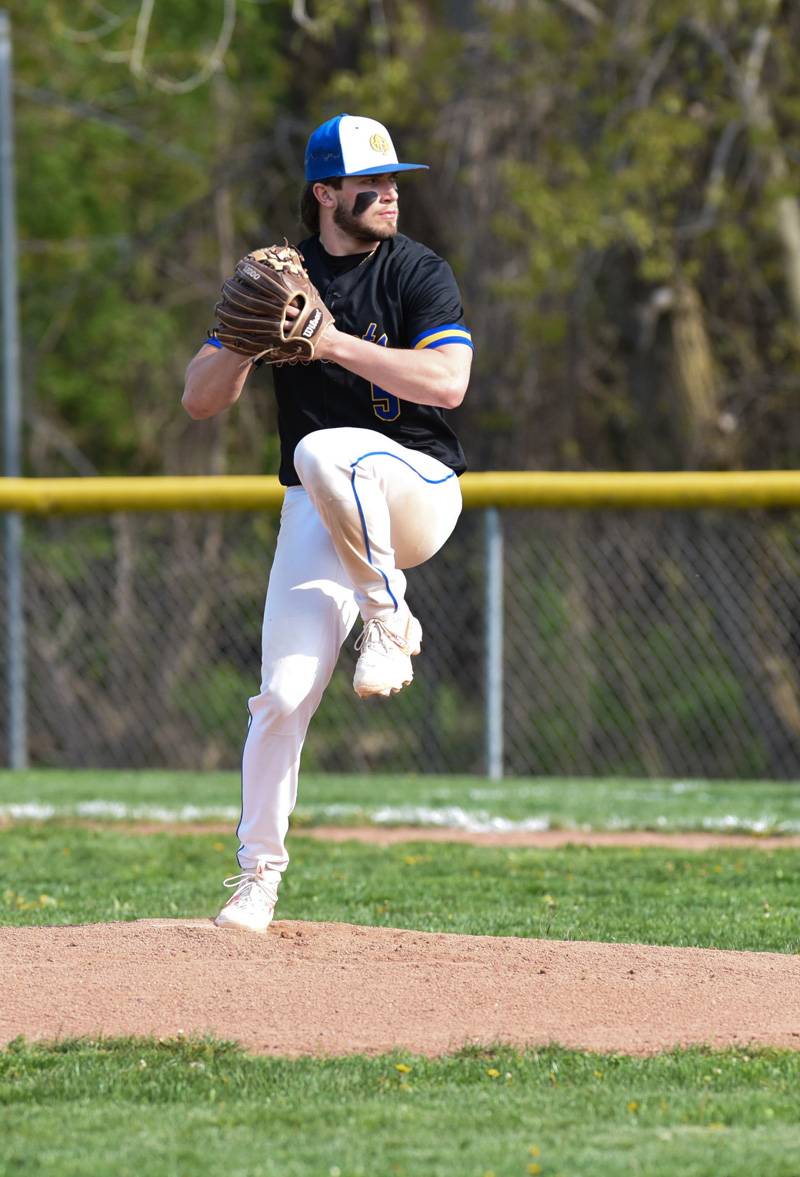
[3,769,800,832]
[3,822,800,951]
[2,1038,800,1177]
[2,771,800,1175]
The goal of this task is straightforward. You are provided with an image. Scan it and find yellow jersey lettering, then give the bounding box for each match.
[362,323,400,422]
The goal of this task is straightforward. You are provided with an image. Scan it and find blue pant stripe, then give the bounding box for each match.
[350,466,399,612]
[235,701,254,868]
[349,450,457,484]
[348,450,455,612]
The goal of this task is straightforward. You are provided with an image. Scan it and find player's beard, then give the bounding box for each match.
[333,198,398,244]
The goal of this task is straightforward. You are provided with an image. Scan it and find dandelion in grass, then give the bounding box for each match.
[627,1100,639,1113]
[486,1068,500,1079]
[394,1062,412,1073]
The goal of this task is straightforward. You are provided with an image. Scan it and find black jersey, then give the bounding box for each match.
[269,233,471,486]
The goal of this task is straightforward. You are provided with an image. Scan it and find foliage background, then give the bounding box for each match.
[8,0,800,480]
[4,2,800,774]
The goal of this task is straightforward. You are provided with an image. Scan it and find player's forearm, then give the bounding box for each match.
[319,329,469,409]
[182,346,252,419]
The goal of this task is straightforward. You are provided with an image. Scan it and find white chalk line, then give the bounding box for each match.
[1,799,800,835]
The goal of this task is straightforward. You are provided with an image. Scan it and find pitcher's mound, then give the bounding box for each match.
[2,919,799,1057]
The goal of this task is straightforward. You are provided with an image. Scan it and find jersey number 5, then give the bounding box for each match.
[362,323,400,422]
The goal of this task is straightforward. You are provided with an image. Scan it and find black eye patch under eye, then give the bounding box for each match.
[352,191,379,216]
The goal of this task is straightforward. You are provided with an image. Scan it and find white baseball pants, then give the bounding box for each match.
[235,427,463,875]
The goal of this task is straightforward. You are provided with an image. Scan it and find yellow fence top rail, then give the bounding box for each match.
[462,470,800,509]
[1,471,800,513]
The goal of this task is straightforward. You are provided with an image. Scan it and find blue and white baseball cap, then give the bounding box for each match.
[304,113,429,182]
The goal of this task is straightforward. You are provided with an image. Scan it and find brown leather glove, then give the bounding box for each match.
[214,244,334,365]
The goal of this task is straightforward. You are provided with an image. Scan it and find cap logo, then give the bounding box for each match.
[369,133,390,154]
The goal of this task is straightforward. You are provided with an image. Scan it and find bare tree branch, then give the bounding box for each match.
[687,1,800,335]
[96,49,136,63]
[553,0,605,26]
[130,0,156,77]
[684,18,737,85]
[740,0,780,106]
[370,0,390,57]
[56,2,128,45]
[292,0,322,33]
[129,0,237,94]
[634,31,677,108]
[677,119,743,239]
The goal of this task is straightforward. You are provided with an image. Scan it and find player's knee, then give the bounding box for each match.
[248,689,304,734]
[294,430,353,492]
[249,666,323,731]
[294,431,333,488]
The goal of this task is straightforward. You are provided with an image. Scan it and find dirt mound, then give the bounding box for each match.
[10,821,798,850]
[299,827,800,850]
[3,919,799,1057]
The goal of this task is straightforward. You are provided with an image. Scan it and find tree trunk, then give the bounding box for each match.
[669,278,727,469]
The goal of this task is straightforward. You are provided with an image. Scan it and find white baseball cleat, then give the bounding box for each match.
[214,863,280,933]
[353,611,422,699]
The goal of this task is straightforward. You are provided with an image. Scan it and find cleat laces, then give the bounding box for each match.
[354,618,409,656]
[221,870,278,910]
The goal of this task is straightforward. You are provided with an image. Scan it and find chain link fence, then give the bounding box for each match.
[1,506,799,778]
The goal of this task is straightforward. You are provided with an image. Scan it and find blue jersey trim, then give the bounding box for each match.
[421,336,474,351]
[410,323,471,348]
[205,335,223,349]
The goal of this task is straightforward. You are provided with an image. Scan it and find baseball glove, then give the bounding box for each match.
[214,244,334,364]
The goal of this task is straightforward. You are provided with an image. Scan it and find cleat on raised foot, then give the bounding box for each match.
[353,611,422,699]
[214,862,280,933]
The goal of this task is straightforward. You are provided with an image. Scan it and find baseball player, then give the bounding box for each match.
[182,113,473,933]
